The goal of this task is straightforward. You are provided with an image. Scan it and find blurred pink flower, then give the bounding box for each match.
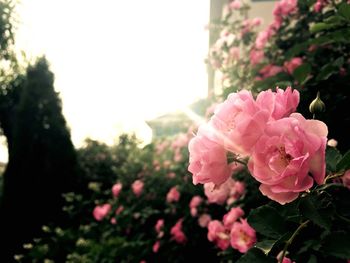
[255,30,270,49]
[166,186,181,203]
[229,0,241,10]
[93,204,111,221]
[250,49,264,66]
[112,183,122,198]
[110,217,117,225]
[229,47,240,60]
[189,196,203,217]
[204,178,235,205]
[207,220,230,250]
[188,124,232,186]
[284,57,303,74]
[248,113,328,204]
[152,241,160,253]
[277,251,295,263]
[198,214,212,228]
[273,0,298,17]
[155,219,164,233]
[223,207,244,229]
[230,219,256,253]
[259,64,283,79]
[132,180,144,197]
[170,219,187,244]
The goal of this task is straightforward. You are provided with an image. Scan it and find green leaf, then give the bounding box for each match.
[326,147,342,172]
[336,150,350,172]
[307,254,318,263]
[316,63,337,81]
[248,205,287,239]
[339,3,350,21]
[321,232,350,259]
[254,240,276,255]
[299,194,332,230]
[236,248,275,263]
[310,22,338,33]
[293,63,311,84]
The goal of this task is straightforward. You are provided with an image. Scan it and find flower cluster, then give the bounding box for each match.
[188,87,328,204]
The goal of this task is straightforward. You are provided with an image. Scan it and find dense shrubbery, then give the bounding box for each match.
[8,0,350,262]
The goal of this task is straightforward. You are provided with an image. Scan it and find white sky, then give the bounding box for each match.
[0,0,209,161]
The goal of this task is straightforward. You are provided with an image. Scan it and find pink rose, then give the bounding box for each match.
[273,0,298,17]
[230,219,256,253]
[259,64,283,79]
[198,214,212,228]
[210,90,270,155]
[248,113,328,204]
[342,170,350,189]
[155,219,164,233]
[93,204,111,221]
[284,57,303,74]
[207,220,230,250]
[170,219,187,244]
[166,186,180,203]
[255,30,270,49]
[250,49,264,66]
[204,178,236,205]
[189,196,203,209]
[112,183,122,198]
[188,124,232,186]
[132,180,144,197]
[256,87,299,120]
[277,251,295,263]
[110,217,117,225]
[152,241,160,253]
[229,47,240,60]
[229,0,241,10]
[223,207,245,228]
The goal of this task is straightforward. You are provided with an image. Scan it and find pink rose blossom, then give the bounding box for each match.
[210,90,270,155]
[155,219,164,233]
[170,219,187,244]
[259,64,283,79]
[252,18,263,27]
[189,196,203,209]
[188,124,232,185]
[255,30,270,49]
[250,49,264,65]
[314,0,328,12]
[248,113,328,204]
[198,214,212,228]
[230,219,256,253]
[223,207,245,228]
[132,180,144,197]
[166,186,181,203]
[110,217,117,225]
[204,178,236,205]
[273,0,298,17]
[207,220,230,250]
[342,170,350,189]
[112,183,122,198]
[229,47,240,60]
[256,87,299,120]
[189,196,203,217]
[284,57,303,74]
[152,241,160,253]
[277,251,295,263]
[229,0,241,10]
[93,204,111,221]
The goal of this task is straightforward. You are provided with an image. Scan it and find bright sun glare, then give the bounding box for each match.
[8,0,209,155]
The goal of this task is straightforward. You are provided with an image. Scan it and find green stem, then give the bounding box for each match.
[279,220,310,263]
[324,172,344,184]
